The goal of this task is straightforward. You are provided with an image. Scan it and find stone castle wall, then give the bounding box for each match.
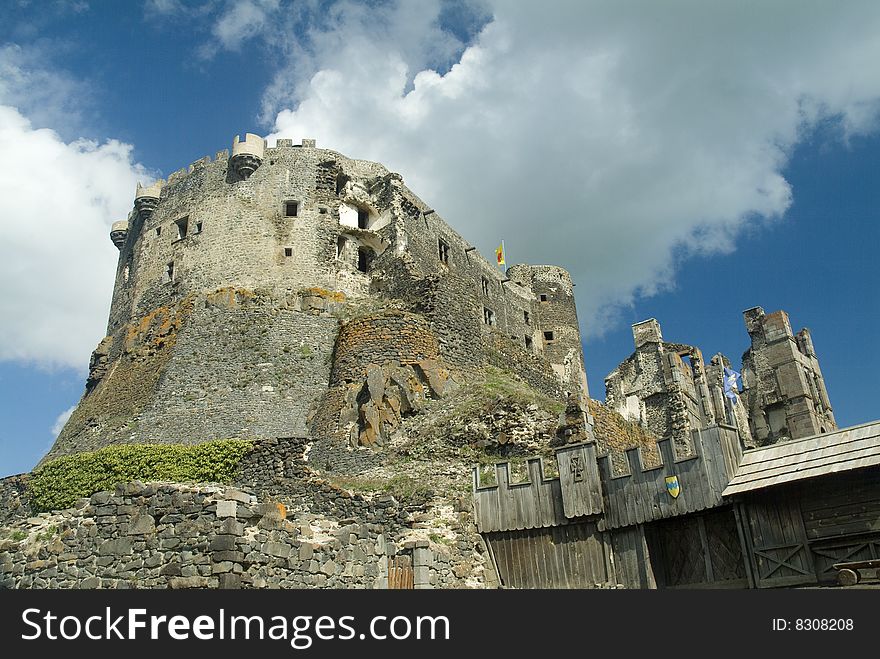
[47,291,339,461]
[331,311,440,384]
[48,136,588,463]
[1,439,495,590]
[741,307,836,444]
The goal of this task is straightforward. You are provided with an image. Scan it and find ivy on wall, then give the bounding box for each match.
[28,440,253,512]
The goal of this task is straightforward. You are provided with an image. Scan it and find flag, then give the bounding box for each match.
[496,242,505,266]
[723,366,740,401]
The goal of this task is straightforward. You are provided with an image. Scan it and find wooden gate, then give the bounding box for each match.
[647,507,749,588]
[387,555,414,589]
[484,521,612,588]
[742,498,816,588]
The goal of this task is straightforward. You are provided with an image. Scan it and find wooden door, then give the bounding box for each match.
[744,498,816,588]
[647,508,749,588]
[388,555,414,589]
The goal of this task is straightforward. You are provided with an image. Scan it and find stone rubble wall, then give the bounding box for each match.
[0,475,31,525]
[1,439,494,589]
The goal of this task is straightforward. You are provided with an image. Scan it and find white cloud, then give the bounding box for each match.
[0,66,149,370]
[199,0,282,58]
[51,405,76,437]
[260,0,880,335]
[0,43,91,134]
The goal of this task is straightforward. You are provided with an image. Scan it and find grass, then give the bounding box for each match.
[328,473,433,503]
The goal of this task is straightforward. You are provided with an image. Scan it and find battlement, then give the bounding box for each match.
[472,443,603,533]
[231,132,265,158]
[472,426,742,536]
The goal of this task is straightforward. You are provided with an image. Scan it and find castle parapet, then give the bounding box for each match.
[110,220,129,250]
[231,133,265,179]
[134,181,163,217]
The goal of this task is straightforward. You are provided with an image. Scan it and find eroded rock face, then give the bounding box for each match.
[338,359,453,447]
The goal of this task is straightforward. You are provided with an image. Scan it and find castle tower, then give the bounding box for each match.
[507,264,589,401]
[604,319,715,458]
[46,135,589,462]
[741,307,836,445]
[230,133,265,180]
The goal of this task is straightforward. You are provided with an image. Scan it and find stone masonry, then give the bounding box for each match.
[47,136,590,461]
[605,309,833,452]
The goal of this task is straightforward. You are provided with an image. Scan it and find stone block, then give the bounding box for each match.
[209,535,237,551]
[262,541,290,559]
[98,538,133,556]
[215,500,237,518]
[126,512,156,535]
[169,576,210,589]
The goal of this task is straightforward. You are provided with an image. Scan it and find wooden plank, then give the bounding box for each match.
[545,526,560,588]
[494,534,511,588]
[732,503,756,589]
[528,528,542,588]
[697,515,714,583]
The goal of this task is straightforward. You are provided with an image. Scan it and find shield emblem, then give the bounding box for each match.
[665,475,681,498]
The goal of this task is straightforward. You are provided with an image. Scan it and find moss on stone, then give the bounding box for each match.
[28,439,253,512]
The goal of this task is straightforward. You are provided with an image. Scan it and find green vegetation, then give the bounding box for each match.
[9,530,27,542]
[28,440,253,512]
[35,525,58,542]
[443,365,565,422]
[328,472,434,504]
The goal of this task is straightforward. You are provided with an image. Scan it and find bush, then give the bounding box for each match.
[28,440,253,512]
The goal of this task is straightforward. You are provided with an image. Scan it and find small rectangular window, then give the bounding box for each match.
[544,331,555,342]
[195,221,203,233]
[284,247,293,257]
[438,239,450,265]
[357,208,369,229]
[155,226,162,237]
[175,216,189,240]
[165,261,174,283]
[524,310,530,325]
[525,335,533,350]
[358,247,373,273]
[483,307,496,326]
[481,277,490,296]
[285,201,298,217]
[539,294,548,303]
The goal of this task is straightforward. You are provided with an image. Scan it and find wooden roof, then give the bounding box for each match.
[723,420,880,496]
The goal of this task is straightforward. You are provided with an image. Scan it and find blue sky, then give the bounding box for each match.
[1,0,878,477]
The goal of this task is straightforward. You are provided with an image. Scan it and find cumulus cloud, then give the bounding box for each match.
[0,51,149,370]
[259,0,880,334]
[197,0,282,58]
[0,43,92,135]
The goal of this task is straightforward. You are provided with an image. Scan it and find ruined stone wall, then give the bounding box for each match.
[604,320,708,458]
[481,332,563,399]
[508,264,590,400]
[0,480,489,590]
[331,311,440,384]
[0,475,31,525]
[2,438,495,590]
[741,307,836,445]
[586,400,661,474]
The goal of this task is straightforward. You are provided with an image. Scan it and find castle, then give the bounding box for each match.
[49,135,589,461]
[5,134,870,592]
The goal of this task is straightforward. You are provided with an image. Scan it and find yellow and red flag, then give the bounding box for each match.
[496,242,505,266]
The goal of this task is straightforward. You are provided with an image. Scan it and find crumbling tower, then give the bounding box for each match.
[741,307,835,445]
